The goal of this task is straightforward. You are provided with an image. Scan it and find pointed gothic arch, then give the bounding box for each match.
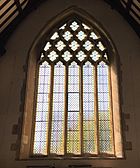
[20,7,123,159]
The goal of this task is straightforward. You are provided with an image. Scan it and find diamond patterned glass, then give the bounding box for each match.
[55,41,66,51]
[63,31,73,41]
[104,53,108,60]
[69,41,80,51]
[50,62,65,155]
[70,21,79,31]
[90,51,100,61]
[97,61,114,154]
[97,42,105,51]
[33,19,115,157]
[76,51,86,61]
[44,42,51,51]
[82,23,90,30]
[62,51,73,61]
[83,41,93,51]
[76,31,87,41]
[67,62,80,154]
[83,62,97,154]
[43,20,105,63]
[51,32,59,40]
[90,32,98,40]
[59,24,66,30]
[33,61,50,155]
[48,51,58,61]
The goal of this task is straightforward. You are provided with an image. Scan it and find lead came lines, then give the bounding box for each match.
[33,19,114,156]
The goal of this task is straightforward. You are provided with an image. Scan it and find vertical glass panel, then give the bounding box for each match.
[67,62,80,154]
[33,61,50,155]
[50,62,65,155]
[97,61,114,154]
[83,62,96,154]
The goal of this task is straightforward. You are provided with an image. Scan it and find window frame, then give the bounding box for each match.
[19,7,123,160]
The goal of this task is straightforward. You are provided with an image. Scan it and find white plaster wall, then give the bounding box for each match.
[0,0,140,168]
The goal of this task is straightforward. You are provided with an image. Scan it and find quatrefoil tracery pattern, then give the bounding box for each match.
[41,20,108,64]
[33,19,115,156]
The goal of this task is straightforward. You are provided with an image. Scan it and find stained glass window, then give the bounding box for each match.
[33,19,116,157]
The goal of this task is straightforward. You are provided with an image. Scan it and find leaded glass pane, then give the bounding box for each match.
[33,61,50,155]
[83,40,93,51]
[90,51,100,62]
[44,42,51,51]
[97,61,113,154]
[33,18,116,157]
[90,32,98,40]
[67,62,80,154]
[48,51,58,61]
[83,62,97,154]
[76,51,87,61]
[97,42,105,51]
[104,53,108,60]
[59,24,66,30]
[82,23,90,30]
[51,32,59,40]
[76,31,87,41]
[55,41,66,51]
[43,20,107,63]
[69,41,80,51]
[63,31,73,41]
[62,51,72,61]
[70,21,79,31]
[50,62,65,155]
